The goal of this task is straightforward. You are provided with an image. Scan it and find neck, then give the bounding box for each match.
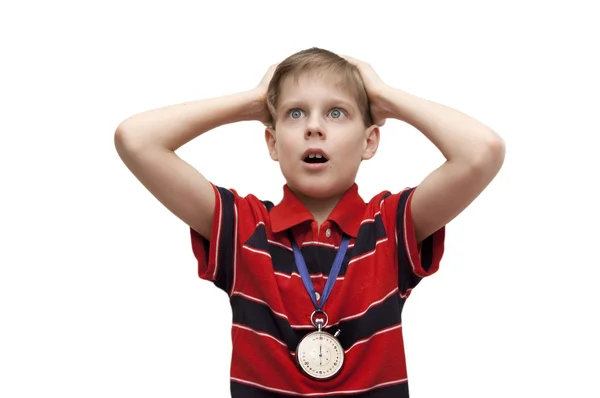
[292,189,342,226]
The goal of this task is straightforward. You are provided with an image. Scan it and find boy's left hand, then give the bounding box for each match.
[342,55,390,127]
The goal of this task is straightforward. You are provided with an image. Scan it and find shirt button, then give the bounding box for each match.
[315,292,321,301]
[325,228,331,238]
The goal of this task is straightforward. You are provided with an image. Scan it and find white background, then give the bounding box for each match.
[1,0,599,397]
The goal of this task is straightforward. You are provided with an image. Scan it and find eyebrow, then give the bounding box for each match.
[278,98,357,111]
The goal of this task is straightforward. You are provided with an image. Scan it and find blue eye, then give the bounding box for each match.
[329,108,346,118]
[289,109,304,119]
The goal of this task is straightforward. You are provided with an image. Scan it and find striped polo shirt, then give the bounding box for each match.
[189,182,445,397]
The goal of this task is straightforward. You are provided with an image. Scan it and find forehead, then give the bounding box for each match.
[278,71,358,107]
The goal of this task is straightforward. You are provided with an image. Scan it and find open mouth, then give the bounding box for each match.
[303,153,329,164]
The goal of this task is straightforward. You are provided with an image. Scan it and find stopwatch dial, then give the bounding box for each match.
[297,332,344,379]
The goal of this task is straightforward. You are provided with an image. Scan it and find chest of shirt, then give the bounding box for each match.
[233,223,398,330]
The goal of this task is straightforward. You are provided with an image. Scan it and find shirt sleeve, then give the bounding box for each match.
[189,183,241,295]
[388,187,446,296]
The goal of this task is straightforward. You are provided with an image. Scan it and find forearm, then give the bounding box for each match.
[116,89,264,151]
[379,87,504,165]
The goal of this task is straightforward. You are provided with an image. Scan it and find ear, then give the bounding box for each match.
[264,127,279,161]
[362,124,380,160]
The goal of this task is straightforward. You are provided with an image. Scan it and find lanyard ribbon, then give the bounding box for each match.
[290,234,350,312]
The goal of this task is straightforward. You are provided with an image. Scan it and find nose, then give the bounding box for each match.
[304,116,326,140]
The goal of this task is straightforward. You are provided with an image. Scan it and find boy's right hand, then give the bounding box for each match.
[252,63,278,126]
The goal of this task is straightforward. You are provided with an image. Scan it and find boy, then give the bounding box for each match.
[114,47,505,397]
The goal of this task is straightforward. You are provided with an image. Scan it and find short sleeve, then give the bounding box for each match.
[189,183,240,295]
[395,187,446,295]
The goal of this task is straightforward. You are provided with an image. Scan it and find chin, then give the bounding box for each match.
[287,175,355,200]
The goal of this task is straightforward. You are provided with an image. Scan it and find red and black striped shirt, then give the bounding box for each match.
[190,183,445,397]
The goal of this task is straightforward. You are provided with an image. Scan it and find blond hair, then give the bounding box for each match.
[266,47,372,127]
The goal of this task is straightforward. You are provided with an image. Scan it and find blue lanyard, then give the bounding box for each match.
[290,234,350,312]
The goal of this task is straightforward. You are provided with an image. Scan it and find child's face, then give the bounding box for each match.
[265,73,379,200]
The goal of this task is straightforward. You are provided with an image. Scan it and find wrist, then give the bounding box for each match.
[377,86,414,122]
[220,90,258,123]
[240,88,269,123]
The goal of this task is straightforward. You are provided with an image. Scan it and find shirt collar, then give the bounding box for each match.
[270,183,366,237]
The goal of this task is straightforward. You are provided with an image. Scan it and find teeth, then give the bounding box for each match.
[307,153,323,158]
[315,154,322,158]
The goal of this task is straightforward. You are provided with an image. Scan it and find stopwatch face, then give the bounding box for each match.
[296,331,344,380]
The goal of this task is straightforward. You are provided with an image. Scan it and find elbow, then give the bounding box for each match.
[114,118,148,154]
[472,131,506,177]
[453,129,505,174]
[114,122,134,155]
[487,132,506,169]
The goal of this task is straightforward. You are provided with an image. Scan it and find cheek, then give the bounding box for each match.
[275,133,300,162]
[332,134,365,157]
